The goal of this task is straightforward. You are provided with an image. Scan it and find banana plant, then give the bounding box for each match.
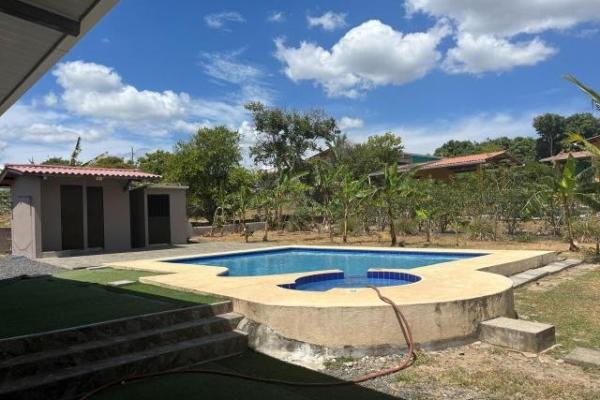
[332,172,374,243]
[312,159,342,241]
[376,164,416,246]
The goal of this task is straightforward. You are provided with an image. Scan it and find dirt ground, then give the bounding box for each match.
[196,229,594,259]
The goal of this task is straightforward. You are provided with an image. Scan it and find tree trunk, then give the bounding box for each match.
[426,221,431,243]
[328,217,334,242]
[342,211,348,243]
[262,209,269,241]
[388,205,396,246]
[561,194,579,251]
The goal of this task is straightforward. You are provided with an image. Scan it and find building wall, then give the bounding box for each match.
[145,188,188,245]
[11,176,42,258]
[40,177,131,252]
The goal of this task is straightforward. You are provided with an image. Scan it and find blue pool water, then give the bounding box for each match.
[171,247,483,277]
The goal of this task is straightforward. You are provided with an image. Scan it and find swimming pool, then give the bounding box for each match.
[171,247,484,290]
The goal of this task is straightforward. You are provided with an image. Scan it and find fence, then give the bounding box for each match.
[192,222,266,236]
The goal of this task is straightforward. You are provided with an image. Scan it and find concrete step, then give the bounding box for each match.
[0,301,233,360]
[0,313,243,382]
[510,258,582,288]
[479,317,555,353]
[0,330,248,400]
[564,347,600,368]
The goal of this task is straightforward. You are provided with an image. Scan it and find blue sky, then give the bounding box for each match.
[1,0,600,165]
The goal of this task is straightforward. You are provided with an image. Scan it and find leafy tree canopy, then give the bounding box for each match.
[343,132,404,178]
[137,150,173,176]
[89,156,135,169]
[246,102,340,174]
[434,137,536,163]
[434,140,477,157]
[41,157,72,166]
[166,126,241,219]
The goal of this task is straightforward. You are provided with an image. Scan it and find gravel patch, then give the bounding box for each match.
[0,256,62,280]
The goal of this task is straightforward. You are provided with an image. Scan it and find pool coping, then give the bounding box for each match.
[104,245,556,348]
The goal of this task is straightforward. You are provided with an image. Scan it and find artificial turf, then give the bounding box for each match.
[0,269,219,338]
[91,352,396,400]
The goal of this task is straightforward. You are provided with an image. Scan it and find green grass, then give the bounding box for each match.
[92,352,395,400]
[514,269,600,356]
[56,268,218,304]
[0,269,219,338]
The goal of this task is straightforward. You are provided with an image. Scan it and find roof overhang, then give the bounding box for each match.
[0,0,119,117]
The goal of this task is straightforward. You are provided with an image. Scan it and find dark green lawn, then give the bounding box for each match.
[92,352,396,400]
[0,269,219,338]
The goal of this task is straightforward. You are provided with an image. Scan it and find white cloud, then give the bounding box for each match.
[53,61,190,122]
[268,11,285,23]
[406,0,600,74]
[307,11,347,31]
[204,12,245,30]
[275,19,450,97]
[338,116,364,130]
[405,0,600,37]
[43,92,58,107]
[443,34,557,74]
[199,50,273,104]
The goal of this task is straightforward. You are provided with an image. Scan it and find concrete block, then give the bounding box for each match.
[106,280,136,287]
[564,347,600,368]
[479,317,555,353]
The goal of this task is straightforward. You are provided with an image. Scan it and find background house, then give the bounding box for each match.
[0,164,189,258]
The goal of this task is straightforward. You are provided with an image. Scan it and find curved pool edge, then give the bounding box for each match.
[105,245,556,348]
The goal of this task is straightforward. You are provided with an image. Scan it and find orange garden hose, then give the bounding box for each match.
[79,286,415,399]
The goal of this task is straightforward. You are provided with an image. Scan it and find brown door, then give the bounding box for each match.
[60,185,84,250]
[147,194,171,245]
[87,187,104,248]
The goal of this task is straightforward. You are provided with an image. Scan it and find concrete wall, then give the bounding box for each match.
[145,187,188,245]
[10,176,42,258]
[193,222,266,236]
[0,228,11,253]
[40,177,131,253]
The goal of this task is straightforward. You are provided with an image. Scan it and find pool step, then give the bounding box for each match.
[0,302,248,400]
[509,258,582,288]
[479,317,555,353]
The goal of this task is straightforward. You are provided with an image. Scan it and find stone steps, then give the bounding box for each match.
[0,330,247,400]
[510,258,582,288]
[0,301,233,359]
[480,317,555,353]
[0,301,247,400]
[0,313,243,382]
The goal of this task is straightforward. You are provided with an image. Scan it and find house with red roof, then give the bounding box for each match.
[0,164,190,258]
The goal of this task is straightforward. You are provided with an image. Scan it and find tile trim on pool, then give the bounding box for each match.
[104,245,557,349]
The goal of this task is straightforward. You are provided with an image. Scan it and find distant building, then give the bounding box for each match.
[369,150,520,182]
[0,164,189,258]
[539,135,600,164]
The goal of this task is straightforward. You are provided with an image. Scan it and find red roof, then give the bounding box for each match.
[1,164,161,180]
[540,151,592,162]
[420,151,513,170]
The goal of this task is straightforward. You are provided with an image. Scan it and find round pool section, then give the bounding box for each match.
[279,271,421,292]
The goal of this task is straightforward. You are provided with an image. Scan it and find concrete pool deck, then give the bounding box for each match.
[105,245,556,351]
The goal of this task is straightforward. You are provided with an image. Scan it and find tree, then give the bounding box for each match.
[344,132,404,178]
[332,172,373,243]
[41,157,71,165]
[434,140,477,157]
[376,165,416,246]
[70,137,81,166]
[565,113,600,140]
[311,158,341,241]
[246,102,340,174]
[167,126,241,220]
[533,113,566,159]
[90,156,135,169]
[138,150,173,176]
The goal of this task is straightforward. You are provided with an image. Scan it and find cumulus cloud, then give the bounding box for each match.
[443,34,557,74]
[268,11,285,23]
[406,0,600,74]
[307,11,347,31]
[204,12,245,30]
[275,19,450,97]
[338,116,364,130]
